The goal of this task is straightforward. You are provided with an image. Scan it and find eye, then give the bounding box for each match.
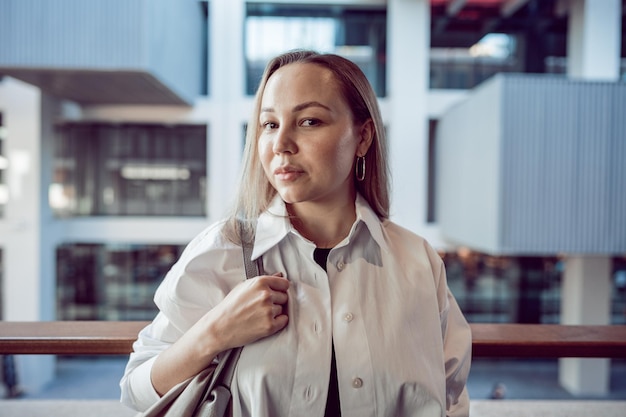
[261,121,278,131]
[300,118,321,127]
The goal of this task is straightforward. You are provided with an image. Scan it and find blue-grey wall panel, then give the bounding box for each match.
[0,0,144,68]
[0,0,203,104]
[500,75,626,254]
[438,74,626,255]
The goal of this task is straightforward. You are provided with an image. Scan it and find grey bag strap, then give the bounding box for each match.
[241,222,262,280]
[219,220,261,389]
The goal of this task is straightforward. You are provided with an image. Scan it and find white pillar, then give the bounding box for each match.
[559,0,621,396]
[0,78,55,393]
[387,0,430,234]
[207,0,247,220]
[559,256,612,395]
[567,0,622,81]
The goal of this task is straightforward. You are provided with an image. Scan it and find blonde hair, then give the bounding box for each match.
[225,50,390,243]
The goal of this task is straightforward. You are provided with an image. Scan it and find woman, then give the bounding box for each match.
[120,50,471,417]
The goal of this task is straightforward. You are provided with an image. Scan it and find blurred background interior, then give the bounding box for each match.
[0,0,625,403]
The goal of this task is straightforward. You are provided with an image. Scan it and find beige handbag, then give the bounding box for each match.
[137,228,260,417]
[136,347,241,417]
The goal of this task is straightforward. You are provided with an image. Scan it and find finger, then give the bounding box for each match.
[264,275,290,291]
[273,314,289,330]
[271,304,284,318]
[271,291,289,305]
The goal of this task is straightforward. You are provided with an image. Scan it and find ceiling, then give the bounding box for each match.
[430,0,625,55]
[0,69,189,106]
[1,0,623,105]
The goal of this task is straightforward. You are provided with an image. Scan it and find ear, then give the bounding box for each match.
[356,119,375,157]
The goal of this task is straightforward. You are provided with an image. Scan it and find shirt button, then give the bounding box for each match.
[343,313,354,322]
[337,261,345,271]
[352,378,363,389]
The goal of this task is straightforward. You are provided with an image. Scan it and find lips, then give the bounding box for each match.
[274,165,304,181]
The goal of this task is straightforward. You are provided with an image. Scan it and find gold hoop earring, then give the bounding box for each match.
[356,156,366,182]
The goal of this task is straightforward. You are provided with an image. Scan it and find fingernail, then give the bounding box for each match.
[274,272,283,277]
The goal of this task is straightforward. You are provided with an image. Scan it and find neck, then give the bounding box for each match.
[287,197,356,249]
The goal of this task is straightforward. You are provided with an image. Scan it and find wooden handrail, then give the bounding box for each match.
[0,321,146,355]
[0,321,625,358]
[470,323,626,358]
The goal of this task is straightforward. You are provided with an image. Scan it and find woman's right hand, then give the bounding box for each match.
[202,272,290,351]
[150,273,289,396]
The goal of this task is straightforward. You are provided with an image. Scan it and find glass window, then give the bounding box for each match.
[445,251,626,325]
[56,243,185,321]
[430,33,520,89]
[444,251,560,324]
[245,3,386,96]
[50,123,207,217]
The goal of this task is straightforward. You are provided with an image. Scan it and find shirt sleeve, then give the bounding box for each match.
[119,313,182,411]
[443,290,472,417]
[435,256,472,417]
[119,221,241,411]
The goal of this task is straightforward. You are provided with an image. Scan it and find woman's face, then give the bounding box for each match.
[258,62,371,209]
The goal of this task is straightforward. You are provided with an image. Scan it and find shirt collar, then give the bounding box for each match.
[252,193,390,260]
[353,193,390,254]
[252,196,291,260]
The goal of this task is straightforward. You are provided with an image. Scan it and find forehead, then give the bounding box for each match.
[261,62,346,107]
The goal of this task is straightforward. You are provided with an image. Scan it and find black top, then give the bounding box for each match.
[313,248,341,417]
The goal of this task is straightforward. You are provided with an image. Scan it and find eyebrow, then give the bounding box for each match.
[260,101,332,114]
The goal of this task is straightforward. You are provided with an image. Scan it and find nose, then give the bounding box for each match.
[272,125,297,155]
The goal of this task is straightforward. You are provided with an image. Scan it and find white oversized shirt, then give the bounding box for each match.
[120,194,472,417]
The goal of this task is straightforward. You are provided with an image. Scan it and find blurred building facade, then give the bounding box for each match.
[0,0,624,396]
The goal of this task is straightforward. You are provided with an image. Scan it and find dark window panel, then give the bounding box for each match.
[56,243,185,321]
[51,123,208,217]
[244,4,386,97]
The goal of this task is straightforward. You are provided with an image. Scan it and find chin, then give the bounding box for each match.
[276,191,308,205]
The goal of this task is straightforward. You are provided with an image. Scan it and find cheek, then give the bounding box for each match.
[331,135,359,174]
[257,138,280,188]
[257,137,272,171]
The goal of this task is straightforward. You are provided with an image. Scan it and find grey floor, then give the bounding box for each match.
[7,357,626,401]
